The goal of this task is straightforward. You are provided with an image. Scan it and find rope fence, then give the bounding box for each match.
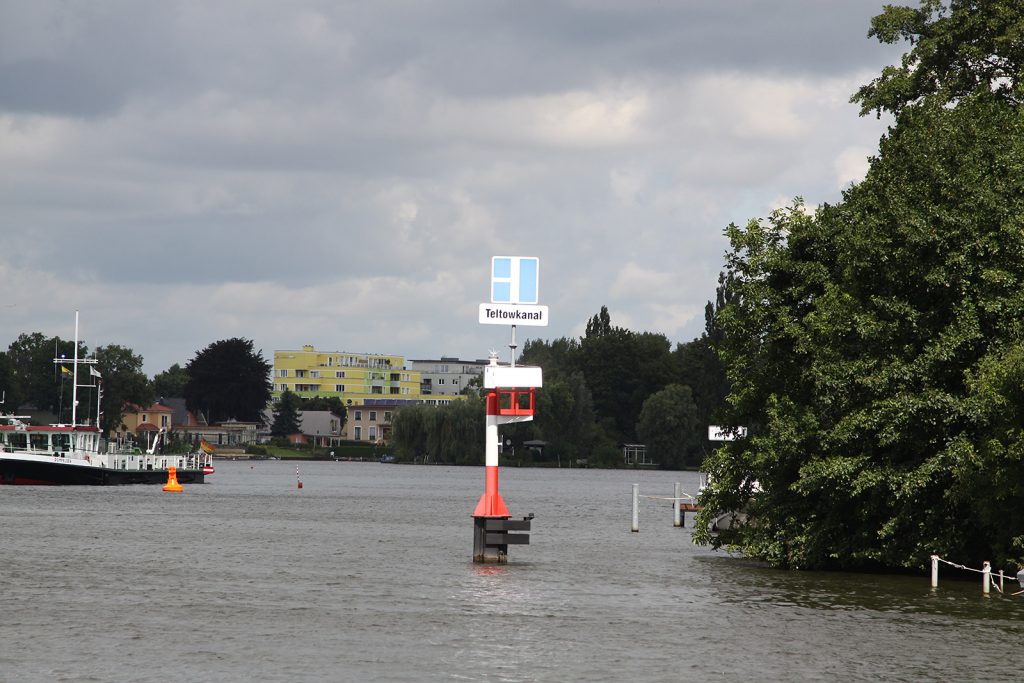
[930,555,1024,596]
[630,483,703,532]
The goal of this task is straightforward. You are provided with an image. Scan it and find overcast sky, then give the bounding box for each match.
[0,1,905,376]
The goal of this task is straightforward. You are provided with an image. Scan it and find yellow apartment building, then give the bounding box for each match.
[273,345,424,403]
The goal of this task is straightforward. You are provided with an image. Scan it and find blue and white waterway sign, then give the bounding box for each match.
[479,255,550,326]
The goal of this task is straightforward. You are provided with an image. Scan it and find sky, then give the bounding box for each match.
[0,0,905,377]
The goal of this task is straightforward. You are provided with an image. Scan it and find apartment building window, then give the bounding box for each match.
[368,426,377,442]
[369,411,377,422]
[438,378,445,385]
[384,412,392,423]
[453,379,459,385]
[295,369,306,378]
[335,385,345,392]
[161,415,169,427]
[310,371,320,379]
[402,373,410,382]
[354,426,362,441]
[372,386,383,394]
[402,387,410,395]
[390,387,399,394]
[336,371,345,378]
[354,411,362,421]
[279,369,288,377]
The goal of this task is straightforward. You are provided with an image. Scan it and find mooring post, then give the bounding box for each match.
[983,561,991,595]
[930,555,939,588]
[631,484,639,532]
[999,569,1005,593]
[673,482,682,528]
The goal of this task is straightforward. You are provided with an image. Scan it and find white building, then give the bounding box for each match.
[408,357,488,397]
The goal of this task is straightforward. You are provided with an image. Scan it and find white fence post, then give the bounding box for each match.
[983,561,991,595]
[673,482,682,528]
[631,484,639,532]
[931,555,938,588]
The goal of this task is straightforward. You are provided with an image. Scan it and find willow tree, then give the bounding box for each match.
[696,0,1024,570]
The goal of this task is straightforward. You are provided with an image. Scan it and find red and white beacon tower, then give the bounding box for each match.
[474,256,548,563]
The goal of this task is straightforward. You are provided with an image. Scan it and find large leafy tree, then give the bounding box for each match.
[151,363,189,398]
[579,309,676,443]
[533,371,595,465]
[854,0,1024,117]
[270,389,302,437]
[636,384,701,470]
[96,344,153,434]
[696,1,1024,570]
[6,333,80,417]
[184,338,272,424]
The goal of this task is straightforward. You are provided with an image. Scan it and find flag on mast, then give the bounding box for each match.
[90,366,102,378]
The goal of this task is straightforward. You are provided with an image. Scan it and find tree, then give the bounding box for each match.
[534,372,595,465]
[390,399,485,465]
[151,363,189,398]
[696,38,1024,570]
[579,317,674,442]
[853,0,1024,117]
[184,338,272,424]
[95,344,153,435]
[6,332,79,416]
[636,384,701,470]
[271,389,302,437]
[585,305,612,338]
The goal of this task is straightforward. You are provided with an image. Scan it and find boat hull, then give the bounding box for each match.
[0,458,206,486]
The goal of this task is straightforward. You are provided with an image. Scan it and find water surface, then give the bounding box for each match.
[2,462,1022,681]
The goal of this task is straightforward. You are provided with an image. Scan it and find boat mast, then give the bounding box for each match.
[71,310,80,427]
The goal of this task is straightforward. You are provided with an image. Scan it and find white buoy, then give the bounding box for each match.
[983,561,991,595]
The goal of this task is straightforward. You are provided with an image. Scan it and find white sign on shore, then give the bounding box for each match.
[708,425,748,441]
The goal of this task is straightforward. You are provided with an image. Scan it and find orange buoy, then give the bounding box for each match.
[163,466,183,492]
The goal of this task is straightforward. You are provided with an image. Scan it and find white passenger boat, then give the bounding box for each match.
[0,314,210,485]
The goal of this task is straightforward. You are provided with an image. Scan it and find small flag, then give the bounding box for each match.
[90,366,102,378]
[60,365,72,376]
[200,439,215,454]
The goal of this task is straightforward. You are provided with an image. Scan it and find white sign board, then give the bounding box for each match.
[708,425,748,441]
[484,365,543,389]
[479,255,549,326]
[479,303,549,326]
[491,256,539,304]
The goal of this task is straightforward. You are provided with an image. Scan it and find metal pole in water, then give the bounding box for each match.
[930,555,938,588]
[673,482,682,528]
[631,484,639,532]
[983,561,991,595]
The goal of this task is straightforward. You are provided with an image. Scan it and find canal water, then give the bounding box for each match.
[2,461,1023,682]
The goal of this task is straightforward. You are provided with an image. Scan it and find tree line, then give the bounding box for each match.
[388,298,732,468]
[0,336,272,435]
